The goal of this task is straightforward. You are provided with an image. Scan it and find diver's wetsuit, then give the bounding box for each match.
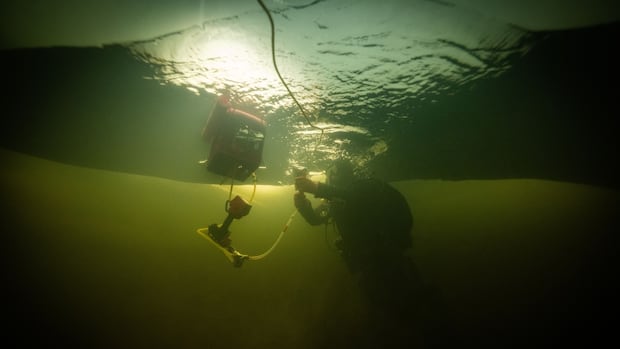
[297,177,423,344]
[296,177,413,272]
[297,178,454,346]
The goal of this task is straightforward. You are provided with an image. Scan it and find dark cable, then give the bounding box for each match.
[256,0,325,147]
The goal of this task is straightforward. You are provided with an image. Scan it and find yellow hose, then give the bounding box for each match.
[196,209,297,264]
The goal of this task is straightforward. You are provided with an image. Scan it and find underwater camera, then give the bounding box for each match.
[202,95,266,181]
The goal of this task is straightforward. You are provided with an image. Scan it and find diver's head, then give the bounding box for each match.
[326,159,354,187]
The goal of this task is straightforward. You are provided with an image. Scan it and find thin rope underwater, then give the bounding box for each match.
[256,0,325,150]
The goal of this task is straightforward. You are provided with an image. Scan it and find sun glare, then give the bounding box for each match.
[200,38,271,86]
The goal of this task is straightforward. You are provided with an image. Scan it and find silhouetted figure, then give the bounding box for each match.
[294,159,448,346]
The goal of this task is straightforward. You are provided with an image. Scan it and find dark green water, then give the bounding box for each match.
[1,22,618,188]
[1,4,619,348]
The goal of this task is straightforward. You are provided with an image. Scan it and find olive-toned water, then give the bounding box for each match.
[1,3,618,347]
[2,148,617,347]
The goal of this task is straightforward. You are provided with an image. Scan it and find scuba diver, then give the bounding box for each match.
[294,159,429,345]
[294,159,413,273]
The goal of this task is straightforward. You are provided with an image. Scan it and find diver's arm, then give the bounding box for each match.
[314,182,349,201]
[295,192,328,226]
[296,177,348,201]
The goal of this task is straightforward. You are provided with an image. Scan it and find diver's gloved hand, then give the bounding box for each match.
[295,177,318,194]
[294,191,311,209]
